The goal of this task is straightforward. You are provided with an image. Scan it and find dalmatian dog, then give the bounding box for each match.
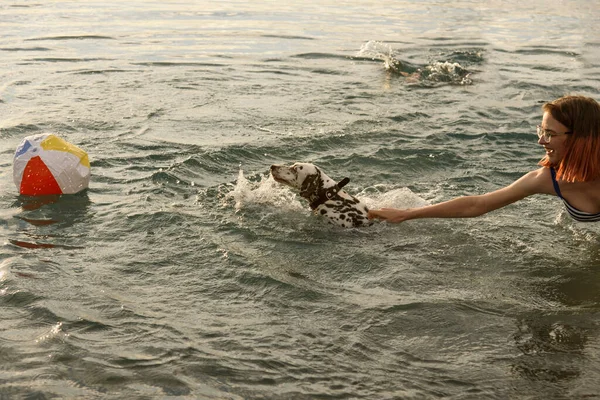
[270,162,372,228]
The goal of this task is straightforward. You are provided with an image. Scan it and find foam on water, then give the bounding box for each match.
[425,61,472,85]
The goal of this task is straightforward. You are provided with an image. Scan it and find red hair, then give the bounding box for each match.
[538,95,600,182]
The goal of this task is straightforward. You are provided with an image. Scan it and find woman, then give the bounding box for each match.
[368,95,600,223]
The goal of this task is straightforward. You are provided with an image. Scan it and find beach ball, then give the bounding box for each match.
[13,133,90,196]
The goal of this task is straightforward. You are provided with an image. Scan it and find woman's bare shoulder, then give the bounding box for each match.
[510,167,554,195]
[528,167,550,179]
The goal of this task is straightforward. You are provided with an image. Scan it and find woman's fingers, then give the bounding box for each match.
[368,208,394,220]
[368,208,408,223]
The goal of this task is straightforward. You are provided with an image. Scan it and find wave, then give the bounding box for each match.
[0,47,53,52]
[28,57,112,63]
[261,34,315,41]
[131,61,226,68]
[25,35,115,41]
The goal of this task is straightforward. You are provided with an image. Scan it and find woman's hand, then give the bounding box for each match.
[367,208,411,223]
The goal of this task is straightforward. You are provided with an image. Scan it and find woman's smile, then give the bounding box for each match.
[538,112,571,163]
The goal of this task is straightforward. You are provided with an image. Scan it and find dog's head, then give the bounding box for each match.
[270,162,334,200]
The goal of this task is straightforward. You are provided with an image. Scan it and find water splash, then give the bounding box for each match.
[357,40,411,75]
[225,169,304,212]
[36,322,68,343]
[358,185,430,210]
[357,41,398,70]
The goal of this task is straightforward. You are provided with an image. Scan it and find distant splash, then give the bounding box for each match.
[356,40,475,86]
[357,41,406,74]
[225,169,429,215]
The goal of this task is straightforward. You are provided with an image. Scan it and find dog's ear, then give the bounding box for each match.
[337,177,350,189]
[299,171,321,199]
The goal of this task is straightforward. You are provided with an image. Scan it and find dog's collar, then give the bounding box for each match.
[309,177,350,210]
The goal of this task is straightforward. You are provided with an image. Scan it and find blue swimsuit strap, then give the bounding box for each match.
[549,167,600,221]
[549,167,564,199]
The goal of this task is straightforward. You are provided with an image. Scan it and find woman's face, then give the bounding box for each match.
[538,111,571,165]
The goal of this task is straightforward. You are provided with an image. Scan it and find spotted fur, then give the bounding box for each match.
[270,162,371,228]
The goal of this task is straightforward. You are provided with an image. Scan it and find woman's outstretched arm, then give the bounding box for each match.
[368,168,551,223]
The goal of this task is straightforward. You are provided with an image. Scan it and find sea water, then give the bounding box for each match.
[1,1,600,398]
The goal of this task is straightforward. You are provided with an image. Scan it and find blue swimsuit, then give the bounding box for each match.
[550,167,600,222]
